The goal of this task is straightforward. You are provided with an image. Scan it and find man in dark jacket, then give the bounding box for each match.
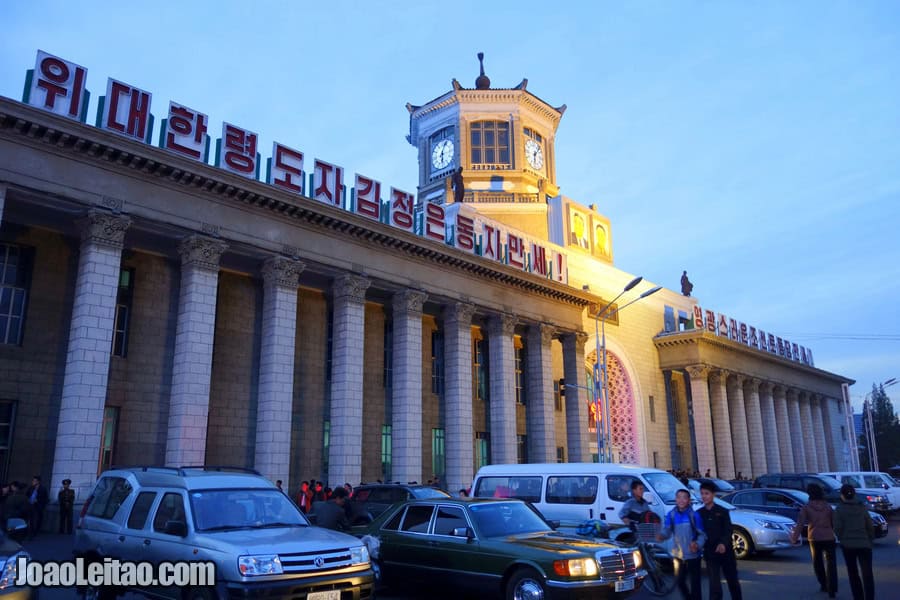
[834,484,874,600]
[58,479,76,534]
[698,482,742,600]
[27,475,49,538]
[311,486,350,531]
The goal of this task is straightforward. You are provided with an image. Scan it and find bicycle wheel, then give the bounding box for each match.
[641,546,676,596]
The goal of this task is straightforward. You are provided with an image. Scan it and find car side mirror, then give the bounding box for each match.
[547,520,560,530]
[164,520,188,537]
[452,527,474,539]
[5,518,27,543]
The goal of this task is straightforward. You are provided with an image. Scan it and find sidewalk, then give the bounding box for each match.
[22,533,75,561]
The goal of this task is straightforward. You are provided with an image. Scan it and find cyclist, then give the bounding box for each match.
[619,479,653,526]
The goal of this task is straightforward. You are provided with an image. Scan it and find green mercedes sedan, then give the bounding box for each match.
[355,497,645,600]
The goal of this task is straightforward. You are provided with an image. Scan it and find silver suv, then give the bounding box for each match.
[74,466,374,600]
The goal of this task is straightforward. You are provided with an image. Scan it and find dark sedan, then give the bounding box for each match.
[350,483,450,520]
[355,497,645,599]
[721,488,888,539]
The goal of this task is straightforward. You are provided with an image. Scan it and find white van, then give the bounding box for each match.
[471,463,692,539]
[819,471,900,512]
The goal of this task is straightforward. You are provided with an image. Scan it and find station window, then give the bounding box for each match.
[431,330,444,395]
[98,406,120,475]
[517,434,528,464]
[383,319,393,389]
[475,432,490,469]
[514,337,525,405]
[0,401,15,483]
[0,243,32,346]
[432,428,445,479]
[112,268,135,357]
[381,425,392,481]
[470,121,510,166]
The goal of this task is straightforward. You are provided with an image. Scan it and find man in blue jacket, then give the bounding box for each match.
[658,488,706,600]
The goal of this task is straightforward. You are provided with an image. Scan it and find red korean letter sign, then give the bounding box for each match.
[354,174,381,221]
[219,122,259,178]
[693,306,704,329]
[424,202,446,242]
[163,101,209,161]
[313,159,344,207]
[101,78,152,142]
[269,142,304,193]
[455,214,476,252]
[26,50,89,121]
[389,188,415,232]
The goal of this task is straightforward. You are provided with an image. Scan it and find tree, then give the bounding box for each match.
[859,383,900,471]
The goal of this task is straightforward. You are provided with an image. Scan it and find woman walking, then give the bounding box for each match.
[834,484,875,600]
[790,483,837,598]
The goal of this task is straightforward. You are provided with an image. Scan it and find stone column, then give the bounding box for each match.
[758,382,781,472]
[327,274,370,488]
[166,235,228,467]
[50,211,131,500]
[727,374,752,479]
[487,313,517,464]
[391,289,428,485]
[686,365,716,478]
[818,396,837,470]
[810,394,831,471]
[526,323,556,463]
[254,256,304,488]
[562,332,590,462]
[786,389,807,472]
[709,370,735,479]
[443,302,475,493]
[743,378,767,477]
[773,385,796,471]
[800,392,823,472]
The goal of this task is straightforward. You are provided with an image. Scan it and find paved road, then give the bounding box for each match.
[23,517,900,600]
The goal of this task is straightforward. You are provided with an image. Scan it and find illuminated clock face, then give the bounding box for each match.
[431,139,454,170]
[525,139,544,170]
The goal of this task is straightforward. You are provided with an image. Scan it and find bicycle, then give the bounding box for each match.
[631,522,677,596]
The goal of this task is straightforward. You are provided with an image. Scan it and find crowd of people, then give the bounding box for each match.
[0,475,72,538]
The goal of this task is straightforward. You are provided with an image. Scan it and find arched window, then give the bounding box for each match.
[470,121,510,167]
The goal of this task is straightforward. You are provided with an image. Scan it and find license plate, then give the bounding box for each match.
[615,579,635,592]
[308,591,340,600]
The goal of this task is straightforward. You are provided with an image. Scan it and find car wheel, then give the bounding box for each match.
[731,528,754,560]
[506,568,547,600]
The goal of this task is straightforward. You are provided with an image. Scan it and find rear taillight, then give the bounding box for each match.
[78,494,94,529]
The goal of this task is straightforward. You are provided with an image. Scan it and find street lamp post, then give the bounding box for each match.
[863,377,897,472]
[590,276,662,463]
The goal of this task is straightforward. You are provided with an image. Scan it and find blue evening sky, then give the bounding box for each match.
[2,1,898,409]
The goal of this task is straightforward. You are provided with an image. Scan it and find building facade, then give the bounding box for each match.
[0,51,853,507]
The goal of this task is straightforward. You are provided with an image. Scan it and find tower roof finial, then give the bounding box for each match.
[475,52,490,90]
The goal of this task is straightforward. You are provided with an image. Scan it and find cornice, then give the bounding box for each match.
[0,97,596,310]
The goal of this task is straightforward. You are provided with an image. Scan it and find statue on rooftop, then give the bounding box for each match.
[681,271,694,297]
[451,167,465,204]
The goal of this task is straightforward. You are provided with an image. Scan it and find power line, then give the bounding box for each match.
[778,333,900,341]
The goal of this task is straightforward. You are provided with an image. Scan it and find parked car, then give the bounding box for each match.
[819,471,900,512]
[349,483,450,520]
[693,477,736,496]
[356,497,646,598]
[728,479,754,491]
[710,497,796,560]
[753,473,891,513]
[75,466,374,600]
[0,518,33,599]
[721,488,889,540]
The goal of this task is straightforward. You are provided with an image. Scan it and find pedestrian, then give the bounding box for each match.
[310,486,350,531]
[4,482,28,522]
[458,488,469,498]
[705,469,711,478]
[58,478,75,534]
[275,480,284,493]
[296,481,311,513]
[26,475,48,538]
[834,484,875,600]
[698,481,742,600]
[790,484,837,598]
[313,481,326,503]
[344,482,353,496]
[658,488,706,600]
[619,480,653,526]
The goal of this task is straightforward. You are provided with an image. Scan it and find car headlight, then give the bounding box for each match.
[238,555,283,576]
[350,545,370,565]
[754,519,783,530]
[553,558,598,577]
[0,551,29,589]
[632,549,643,570]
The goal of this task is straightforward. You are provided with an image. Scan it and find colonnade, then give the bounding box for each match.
[684,365,840,479]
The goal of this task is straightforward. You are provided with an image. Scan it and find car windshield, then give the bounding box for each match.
[190,488,309,531]
[643,472,699,504]
[411,487,452,499]
[468,502,550,537]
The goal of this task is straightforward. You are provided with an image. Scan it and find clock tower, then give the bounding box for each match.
[406,54,566,239]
